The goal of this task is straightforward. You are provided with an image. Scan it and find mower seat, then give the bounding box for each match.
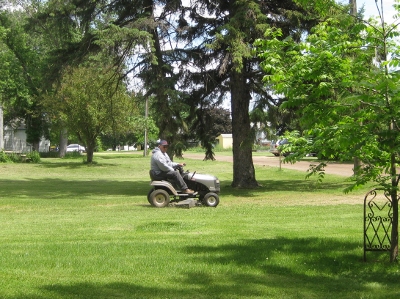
[149,170,169,182]
[149,170,158,181]
[149,170,182,190]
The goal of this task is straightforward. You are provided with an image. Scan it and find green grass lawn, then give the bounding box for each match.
[0,152,399,299]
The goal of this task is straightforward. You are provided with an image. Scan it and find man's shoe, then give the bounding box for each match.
[183,189,195,194]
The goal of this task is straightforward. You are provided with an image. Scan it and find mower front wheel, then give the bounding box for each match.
[149,189,170,208]
[202,192,219,207]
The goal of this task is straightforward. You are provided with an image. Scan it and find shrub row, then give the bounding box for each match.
[0,151,41,163]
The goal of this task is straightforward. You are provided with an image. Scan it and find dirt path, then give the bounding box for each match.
[182,153,354,177]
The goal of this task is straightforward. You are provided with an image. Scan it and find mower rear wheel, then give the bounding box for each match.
[202,192,219,207]
[149,189,170,208]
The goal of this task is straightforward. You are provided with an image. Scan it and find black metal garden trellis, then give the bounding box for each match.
[363,189,394,261]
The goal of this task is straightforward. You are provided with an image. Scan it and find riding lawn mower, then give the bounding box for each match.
[148,166,220,208]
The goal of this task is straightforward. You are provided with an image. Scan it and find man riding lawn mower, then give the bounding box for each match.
[148,140,220,208]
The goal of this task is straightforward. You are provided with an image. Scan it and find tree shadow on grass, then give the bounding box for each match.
[0,179,347,203]
[0,178,153,200]
[37,161,121,169]
[95,154,145,160]
[8,237,400,299]
[0,175,357,201]
[179,237,400,298]
[37,153,144,167]
[220,178,355,198]
[11,281,221,299]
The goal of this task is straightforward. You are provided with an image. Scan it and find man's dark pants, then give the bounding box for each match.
[151,170,188,190]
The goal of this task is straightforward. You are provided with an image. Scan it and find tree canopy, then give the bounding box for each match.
[12,0,317,186]
[0,8,50,148]
[255,0,400,262]
[1,0,372,189]
[47,61,140,162]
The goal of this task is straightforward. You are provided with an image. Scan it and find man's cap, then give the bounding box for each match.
[158,140,168,146]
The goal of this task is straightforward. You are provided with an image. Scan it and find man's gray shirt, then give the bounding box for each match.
[150,147,178,175]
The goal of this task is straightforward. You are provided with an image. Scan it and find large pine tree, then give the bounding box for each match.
[175,0,314,187]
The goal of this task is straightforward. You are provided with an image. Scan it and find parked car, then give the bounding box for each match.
[49,146,58,152]
[66,144,86,153]
[270,139,290,156]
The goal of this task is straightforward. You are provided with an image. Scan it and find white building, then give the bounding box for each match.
[3,121,50,153]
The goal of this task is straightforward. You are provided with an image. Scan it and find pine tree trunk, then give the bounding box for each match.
[230,70,258,188]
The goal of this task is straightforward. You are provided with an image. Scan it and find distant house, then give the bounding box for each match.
[215,134,233,149]
[3,121,50,153]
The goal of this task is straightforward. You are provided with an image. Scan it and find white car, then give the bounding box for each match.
[270,139,290,156]
[66,144,86,153]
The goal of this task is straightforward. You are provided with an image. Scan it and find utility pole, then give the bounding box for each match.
[0,104,3,150]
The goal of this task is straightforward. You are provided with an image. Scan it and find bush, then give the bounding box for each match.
[96,137,104,152]
[64,151,83,159]
[40,151,60,158]
[8,153,21,162]
[213,144,232,152]
[0,151,11,163]
[26,151,41,163]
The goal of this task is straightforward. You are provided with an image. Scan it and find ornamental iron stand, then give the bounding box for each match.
[363,189,394,261]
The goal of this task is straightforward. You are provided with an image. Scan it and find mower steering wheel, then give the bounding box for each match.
[174,164,184,175]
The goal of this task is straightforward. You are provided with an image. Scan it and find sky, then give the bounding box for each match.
[358,0,398,22]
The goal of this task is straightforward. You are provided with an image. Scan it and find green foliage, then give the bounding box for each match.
[186,146,206,153]
[7,152,21,163]
[46,61,141,162]
[10,0,324,187]
[26,151,41,163]
[130,116,159,145]
[256,0,400,262]
[256,3,400,193]
[39,151,60,158]
[188,107,232,160]
[95,136,104,152]
[0,151,11,163]
[213,144,232,152]
[0,15,31,121]
[0,151,27,163]
[63,151,84,159]
[0,8,50,148]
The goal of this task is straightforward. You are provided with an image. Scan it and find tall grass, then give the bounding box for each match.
[0,152,398,299]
